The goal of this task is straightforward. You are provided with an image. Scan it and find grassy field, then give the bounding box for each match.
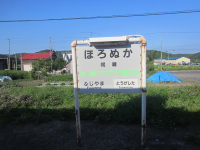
[154,65,200,71]
[44,74,73,82]
[0,79,200,129]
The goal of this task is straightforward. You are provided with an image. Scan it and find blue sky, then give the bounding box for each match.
[0,0,200,55]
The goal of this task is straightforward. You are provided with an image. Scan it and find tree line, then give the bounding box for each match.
[147,50,200,62]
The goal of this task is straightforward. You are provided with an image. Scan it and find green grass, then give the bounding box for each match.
[147,70,157,78]
[0,81,21,88]
[0,83,200,127]
[44,74,73,82]
[154,65,200,71]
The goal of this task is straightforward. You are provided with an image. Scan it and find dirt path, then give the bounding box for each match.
[0,120,200,150]
[169,70,200,82]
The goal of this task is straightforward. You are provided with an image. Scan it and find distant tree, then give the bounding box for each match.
[36,49,54,53]
[52,56,66,70]
[32,58,44,70]
[55,50,71,58]
[146,57,150,63]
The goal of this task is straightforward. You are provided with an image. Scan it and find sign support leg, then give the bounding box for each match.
[141,41,147,147]
[141,91,146,147]
[72,45,82,146]
[74,88,81,146]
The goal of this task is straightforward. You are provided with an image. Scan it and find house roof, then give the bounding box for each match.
[155,56,190,61]
[168,56,184,60]
[19,52,54,60]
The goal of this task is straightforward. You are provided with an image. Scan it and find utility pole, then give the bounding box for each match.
[8,39,10,70]
[161,32,164,70]
[38,60,39,80]
[16,54,17,70]
[165,51,169,60]
[21,53,22,70]
[49,37,52,73]
[15,54,16,70]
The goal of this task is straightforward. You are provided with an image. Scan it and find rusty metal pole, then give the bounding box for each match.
[71,40,89,146]
[71,40,81,146]
[140,37,147,147]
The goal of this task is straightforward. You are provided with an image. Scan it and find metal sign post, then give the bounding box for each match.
[141,42,147,147]
[71,35,147,147]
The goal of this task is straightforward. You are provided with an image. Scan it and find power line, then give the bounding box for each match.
[163,44,200,48]
[0,33,199,41]
[1,9,200,23]
[0,37,90,40]
[165,32,200,33]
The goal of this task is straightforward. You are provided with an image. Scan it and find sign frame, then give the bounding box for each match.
[71,35,147,147]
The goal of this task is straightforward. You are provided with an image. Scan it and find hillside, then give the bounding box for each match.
[147,50,200,62]
[2,49,199,62]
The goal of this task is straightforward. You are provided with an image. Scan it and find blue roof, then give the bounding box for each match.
[168,56,183,60]
[147,72,183,83]
[154,56,189,61]
[154,59,166,60]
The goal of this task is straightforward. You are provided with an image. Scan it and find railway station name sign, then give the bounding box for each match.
[76,44,141,93]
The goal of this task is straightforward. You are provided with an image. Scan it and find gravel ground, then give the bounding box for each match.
[169,70,200,82]
[0,120,200,150]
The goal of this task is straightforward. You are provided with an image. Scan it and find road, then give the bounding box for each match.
[169,70,200,82]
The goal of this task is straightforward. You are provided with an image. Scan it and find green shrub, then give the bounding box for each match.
[0,70,29,80]
[147,61,154,73]
[41,68,47,76]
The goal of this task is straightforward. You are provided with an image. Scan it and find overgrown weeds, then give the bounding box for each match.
[154,65,200,71]
[0,83,200,128]
[185,132,200,145]
[44,74,73,82]
[0,81,20,88]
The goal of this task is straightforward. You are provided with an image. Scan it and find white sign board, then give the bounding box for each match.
[76,44,141,93]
